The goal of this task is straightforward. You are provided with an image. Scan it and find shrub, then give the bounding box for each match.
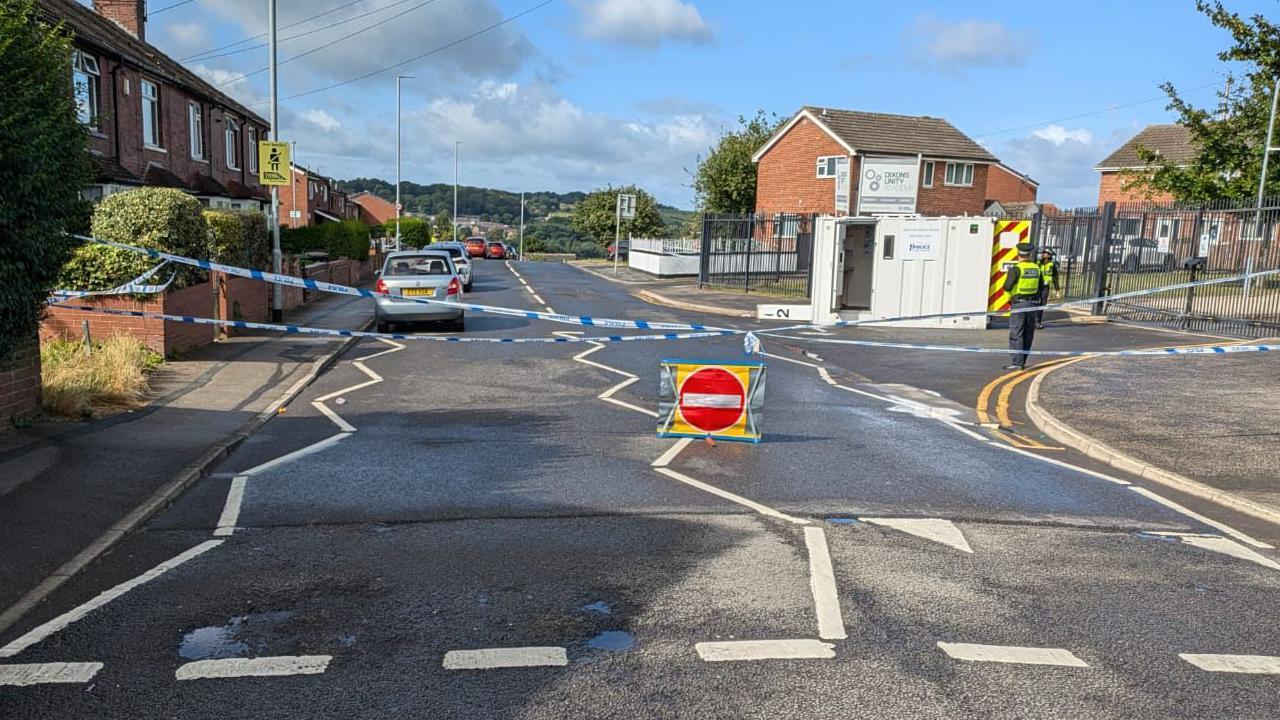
[41,334,162,417]
[205,209,271,269]
[282,220,369,261]
[59,187,208,291]
[0,0,92,362]
[396,216,431,247]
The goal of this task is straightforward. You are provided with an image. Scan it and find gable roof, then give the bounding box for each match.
[37,0,267,128]
[754,106,998,163]
[993,162,1038,188]
[1095,124,1195,170]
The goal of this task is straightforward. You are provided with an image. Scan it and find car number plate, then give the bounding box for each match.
[401,287,435,297]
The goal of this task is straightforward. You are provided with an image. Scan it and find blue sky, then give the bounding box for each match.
[127,0,1269,207]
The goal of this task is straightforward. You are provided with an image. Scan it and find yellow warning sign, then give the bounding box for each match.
[989,219,1030,316]
[657,360,765,443]
[258,141,291,186]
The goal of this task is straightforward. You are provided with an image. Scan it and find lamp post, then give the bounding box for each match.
[289,141,297,228]
[268,0,282,322]
[395,74,414,252]
[1247,74,1280,299]
[453,140,462,241]
[519,191,525,261]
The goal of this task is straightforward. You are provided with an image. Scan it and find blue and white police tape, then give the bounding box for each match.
[47,261,174,304]
[77,235,735,334]
[769,265,1280,333]
[60,304,738,344]
[758,332,1276,357]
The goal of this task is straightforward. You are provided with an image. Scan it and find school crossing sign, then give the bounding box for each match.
[258,141,291,186]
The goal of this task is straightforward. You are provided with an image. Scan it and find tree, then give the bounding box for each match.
[0,0,92,361]
[1134,2,1280,201]
[390,216,431,247]
[692,111,781,214]
[571,185,664,245]
[433,207,453,240]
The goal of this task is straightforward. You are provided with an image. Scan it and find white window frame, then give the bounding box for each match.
[944,162,974,187]
[141,79,161,148]
[815,156,841,179]
[188,102,204,159]
[247,127,258,172]
[72,49,100,129]
[922,160,935,188]
[225,117,241,170]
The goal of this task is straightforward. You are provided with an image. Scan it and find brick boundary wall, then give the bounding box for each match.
[0,339,42,425]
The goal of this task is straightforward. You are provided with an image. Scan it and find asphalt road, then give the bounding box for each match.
[2,259,1278,719]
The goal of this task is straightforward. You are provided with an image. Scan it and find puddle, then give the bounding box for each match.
[586,630,635,652]
[339,634,358,647]
[827,518,861,525]
[177,610,295,660]
[580,601,612,615]
[1132,532,1179,543]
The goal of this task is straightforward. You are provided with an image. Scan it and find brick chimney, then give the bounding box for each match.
[93,0,146,41]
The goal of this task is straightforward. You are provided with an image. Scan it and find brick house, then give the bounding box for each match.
[39,0,270,209]
[278,165,356,228]
[753,106,1033,217]
[1095,124,1195,205]
[986,163,1039,206]
[351,191,397,227]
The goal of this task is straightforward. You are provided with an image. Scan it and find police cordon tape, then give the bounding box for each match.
[759,332,1277,357]
[58,304,739,344]
[47,261,174,303]
[77,235,733,334]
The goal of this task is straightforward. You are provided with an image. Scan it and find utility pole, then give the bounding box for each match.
[519,191,525,261]
[453,140,462,242]
[289,141,297,228]
[395,74,413,252]
[268,0,282,323]
[613,194,622,276]
[1248,74,1280,299]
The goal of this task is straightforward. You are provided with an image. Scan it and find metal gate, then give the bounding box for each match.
[698,214,816,299]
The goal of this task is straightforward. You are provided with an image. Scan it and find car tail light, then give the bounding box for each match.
[447,277,460,296]
[375,277,387,294]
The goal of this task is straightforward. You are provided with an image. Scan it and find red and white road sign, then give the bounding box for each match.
[677,367,746,433]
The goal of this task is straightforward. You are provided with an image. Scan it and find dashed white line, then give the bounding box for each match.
[1146,532,1280,570]
[0,540,223,658]
[937,642,1089,667]
[803,527,847,639]
[213,476,247,537]
[860,518,973,554]
[653,467,808,525]
[696,639,834,662]
[0,662,104,686]
[652,438,693,468]
[443,647,568,670]
[1180,653,1280,674]
[175,655,331,680]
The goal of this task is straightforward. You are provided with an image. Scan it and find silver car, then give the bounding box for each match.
[374,250,465,333]
[427,242,473,291]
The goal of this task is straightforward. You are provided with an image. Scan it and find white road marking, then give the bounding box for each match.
[602,396,660,418]
[0,662,104,686]
[544,306,556,314]
[311,399,356,433]
[175,655,331,680]
[573,342,637,378]
[759,351,820,369]
[937,642,1089,667]
[861,518,973,554]
[1145,532,1280,570]
[696,639,834,662]
[442,647,567,670]
[1180,653,1280,674]
[990,443,1130,486]
[240,433,349,477]
[653,467,808,525]
[652,438,693,468]
[0,540,223,657]
[531,293,546,305]
[213,476,247,537]
[803,527,847,640]
[1128,487,1272,549]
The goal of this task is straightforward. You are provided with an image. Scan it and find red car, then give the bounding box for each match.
[464,237,486,258]
[485,241,506,259]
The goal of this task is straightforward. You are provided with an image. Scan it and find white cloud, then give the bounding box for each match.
[576,0,714,48]
[301,109,343,132]
[906,14,1031,72]
[162,21,209,53]
[1032,124,1094,145]
[189,63,265,106]
[998,125,1124,208]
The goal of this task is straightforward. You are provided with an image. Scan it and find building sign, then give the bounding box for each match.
[857,155,919,215]
[258,141,290,186]
[900,218,943,260]
[617,193,637,220]
[833,156,851,215]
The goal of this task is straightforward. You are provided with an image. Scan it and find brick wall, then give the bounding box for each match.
[1098,171,1176,205]
[986,165,1038,204]
[918,164,989,216]
[278,169,311,228]
[0,338,42,424]
[42,281,214,356]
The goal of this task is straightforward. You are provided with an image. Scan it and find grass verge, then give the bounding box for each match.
[41,335,163,418]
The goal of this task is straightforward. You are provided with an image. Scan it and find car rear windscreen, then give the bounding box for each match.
[385,256,452,276]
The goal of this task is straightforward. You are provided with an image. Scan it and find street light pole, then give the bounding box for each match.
[395,74,413,252]
[453,141,462,241]
[1247,74,1280,299]
[289,141,296,228]
[519,191,525,261]
[268,0,282,323]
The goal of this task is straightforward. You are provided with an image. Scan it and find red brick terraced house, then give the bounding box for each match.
[1094,124,1195,205]
[351,191,397,227]
[753,106,1035,217]
[278,165,358,228]
[40,0,270,209]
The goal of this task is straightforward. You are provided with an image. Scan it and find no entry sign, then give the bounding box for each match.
[658,360,766,442]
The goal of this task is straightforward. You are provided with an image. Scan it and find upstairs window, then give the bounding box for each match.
[225,117,241,169]
[247,127,258,172]
[141,79,161,147]
[922,161,935,188]
[816,156,841,178]
[944,162,974,186]
[188,102,204,159]
[72,50,100,128]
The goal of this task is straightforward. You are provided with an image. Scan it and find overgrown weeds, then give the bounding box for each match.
[41,335,162,418]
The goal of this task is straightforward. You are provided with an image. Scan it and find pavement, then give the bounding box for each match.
[571,261,766,316]
[2,259,1279,719]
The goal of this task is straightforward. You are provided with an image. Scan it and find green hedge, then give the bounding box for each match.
[281,219,370,261]
[205,209,270,269]
[58,187,207,291]
[382,216,431,247]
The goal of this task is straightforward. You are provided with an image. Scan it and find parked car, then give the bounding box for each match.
[373,250,465,333]
[485,241,506,260]
[504,243,519,260]
[1109,237,1178,272]
[428,241,473,292]
[464,237,487,258]
[607,239,629,260]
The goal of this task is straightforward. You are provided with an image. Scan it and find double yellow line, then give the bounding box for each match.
[976,358,1085,449]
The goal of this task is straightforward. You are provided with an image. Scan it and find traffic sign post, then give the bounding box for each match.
[613,193,636,276]
[657,359,766,443]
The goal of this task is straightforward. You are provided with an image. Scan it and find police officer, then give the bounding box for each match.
[1036,248,1060,329]
[1002,242,1043,371]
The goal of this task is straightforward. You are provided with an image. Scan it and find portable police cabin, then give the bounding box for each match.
[759,215,995,329]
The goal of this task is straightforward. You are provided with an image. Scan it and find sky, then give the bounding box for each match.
[118,0,1272,208]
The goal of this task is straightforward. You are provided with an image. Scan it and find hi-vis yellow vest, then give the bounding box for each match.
[1013,260,1041,296]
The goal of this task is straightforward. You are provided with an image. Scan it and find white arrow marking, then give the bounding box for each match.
[1145,533,1280,571]
[861,518,973,553]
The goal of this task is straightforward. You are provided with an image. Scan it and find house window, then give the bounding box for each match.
[322,184,328,202]
[944,162,974,186]
[72,50,100,128]
[922,161,935,188]
[816,156,841,178]
[141,79,161,147]
[188,102,204,159]
[247,127,258,172]
[308,181,315,199]
[225,117,241,169]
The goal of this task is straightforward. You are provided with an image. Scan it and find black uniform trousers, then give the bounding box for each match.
[1009,297,1038,368]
